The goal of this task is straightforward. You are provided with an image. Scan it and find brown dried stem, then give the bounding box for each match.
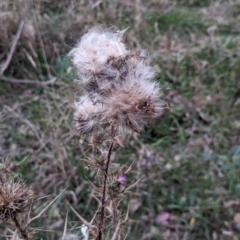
[1,21,24,74]
[97,138,115,240]
[12,215,29,240]
[0,75,63,86]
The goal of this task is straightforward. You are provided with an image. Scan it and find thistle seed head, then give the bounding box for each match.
[70,27,164,137]
[0,179,34,222]
[74,95,104,135]
[69,27,129,75]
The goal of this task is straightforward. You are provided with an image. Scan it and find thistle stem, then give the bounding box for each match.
[12,215,29,240]
[97,140,114,240]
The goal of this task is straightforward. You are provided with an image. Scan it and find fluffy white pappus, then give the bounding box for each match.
[127,58,155,83]
[102,78,163,132]
[74,96,104,135]
[69,27,129,75]
[84,56,155,102]
[71,27,164,136]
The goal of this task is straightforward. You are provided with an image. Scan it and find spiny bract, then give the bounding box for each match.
[0,179,33,222]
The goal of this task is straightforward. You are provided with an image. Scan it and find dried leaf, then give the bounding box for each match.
[155,212,170,224]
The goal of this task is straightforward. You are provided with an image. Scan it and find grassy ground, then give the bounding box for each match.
[1,0,240,239]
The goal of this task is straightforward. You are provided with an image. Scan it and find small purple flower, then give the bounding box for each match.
[117,173,127,185]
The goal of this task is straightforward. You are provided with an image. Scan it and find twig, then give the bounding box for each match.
[12,215,29,240]
[125,175,145,192]
[1,21,24,74]
[67,201,97,229]
[97,140,115,240]
[26,187,67,228]
[62,210,68,240]
[110,220,121,240]
[0,75,64,86]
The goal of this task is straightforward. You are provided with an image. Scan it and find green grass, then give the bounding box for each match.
[145,8,206,34]
[1,0,240,239]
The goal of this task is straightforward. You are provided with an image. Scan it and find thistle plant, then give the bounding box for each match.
[0,159,67,240]
[69,27,163,239]
[0,163,34,240]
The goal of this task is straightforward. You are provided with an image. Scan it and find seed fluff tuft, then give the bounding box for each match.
[70,27,164,136]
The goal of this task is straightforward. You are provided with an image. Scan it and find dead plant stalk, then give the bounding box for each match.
[98,139,115,240]
[69,26,163,239]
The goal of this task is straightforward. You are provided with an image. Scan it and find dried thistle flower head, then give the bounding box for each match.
[70,27,163,137]
[73,95,104,135]
[69,27,129,75]
[0,179,33,222]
